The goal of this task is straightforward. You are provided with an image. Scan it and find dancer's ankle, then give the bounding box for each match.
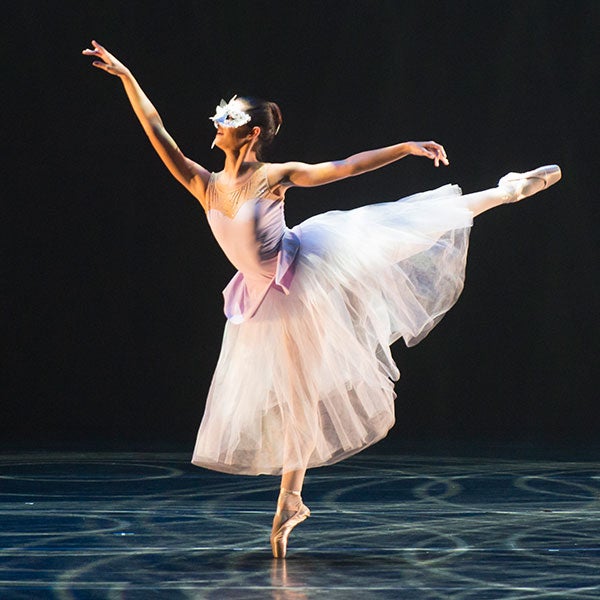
[277,488,302,511]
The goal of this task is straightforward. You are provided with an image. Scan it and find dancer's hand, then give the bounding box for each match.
[82,40,130,78]
[407,141,449,167]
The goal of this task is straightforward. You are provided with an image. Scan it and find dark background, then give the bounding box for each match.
[3,1,599,453]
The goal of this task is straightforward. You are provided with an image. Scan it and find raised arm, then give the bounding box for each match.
[82,40,210,206]
[270,141,449,189]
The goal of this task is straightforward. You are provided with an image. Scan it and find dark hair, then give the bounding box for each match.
[238,96,283,159]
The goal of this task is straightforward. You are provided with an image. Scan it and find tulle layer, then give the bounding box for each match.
[192,185,473,475]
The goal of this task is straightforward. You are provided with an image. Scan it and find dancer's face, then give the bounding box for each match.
[212,122,260,152]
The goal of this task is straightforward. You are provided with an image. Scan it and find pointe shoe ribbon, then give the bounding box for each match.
[498,164,562,202]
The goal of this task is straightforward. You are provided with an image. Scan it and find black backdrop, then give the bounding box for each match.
[4,1,599,451]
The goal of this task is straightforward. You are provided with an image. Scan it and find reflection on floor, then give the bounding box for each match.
[0,449,599,599]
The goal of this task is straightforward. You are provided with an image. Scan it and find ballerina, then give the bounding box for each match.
[83,40,561,558]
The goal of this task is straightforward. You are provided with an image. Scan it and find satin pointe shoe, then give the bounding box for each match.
[498,164,562,203]
[270,488,311,558]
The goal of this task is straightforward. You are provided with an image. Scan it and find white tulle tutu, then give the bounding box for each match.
[192,184,473,475]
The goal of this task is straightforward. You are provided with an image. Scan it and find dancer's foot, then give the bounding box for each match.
[498,164,562,203]
[270,488,311,558]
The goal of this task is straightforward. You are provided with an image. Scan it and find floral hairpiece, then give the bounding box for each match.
[209,95,251,129]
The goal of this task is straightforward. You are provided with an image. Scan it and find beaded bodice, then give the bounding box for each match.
[204,163,301,323]
[206,164,282,219]
[205,164,286,276]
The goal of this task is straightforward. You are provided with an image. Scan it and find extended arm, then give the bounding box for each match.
[82,41,209,205]
[270,141,449,189]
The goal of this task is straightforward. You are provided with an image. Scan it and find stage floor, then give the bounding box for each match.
[1,448,599,599]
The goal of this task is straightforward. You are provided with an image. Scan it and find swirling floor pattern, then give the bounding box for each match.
[0,450,599,599]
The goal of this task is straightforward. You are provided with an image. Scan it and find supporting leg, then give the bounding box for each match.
[281,468,306,497]
[270,468,311,558]
[269,329,313,558]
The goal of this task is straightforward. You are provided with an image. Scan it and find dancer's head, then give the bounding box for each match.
[210,95,282,159]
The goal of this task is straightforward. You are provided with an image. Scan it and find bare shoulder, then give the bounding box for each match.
[186,160,212,209]
[265,161,309,190]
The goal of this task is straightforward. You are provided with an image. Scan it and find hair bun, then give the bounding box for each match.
[236,96,283,158]
[268,102,283,135]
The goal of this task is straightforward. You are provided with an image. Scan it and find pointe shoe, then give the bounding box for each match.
[498,164,562,202]
[270,488,311,559]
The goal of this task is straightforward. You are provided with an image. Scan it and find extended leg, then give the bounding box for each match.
[461,187,509,217]
[461,164,562,217]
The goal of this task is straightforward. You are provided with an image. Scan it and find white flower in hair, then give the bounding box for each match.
[209,95,251,128]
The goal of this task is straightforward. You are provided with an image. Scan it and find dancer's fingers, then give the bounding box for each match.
[433,144,449,166]
[91,60,112,72]
[83,40,104,57]
[90,40,110,60]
